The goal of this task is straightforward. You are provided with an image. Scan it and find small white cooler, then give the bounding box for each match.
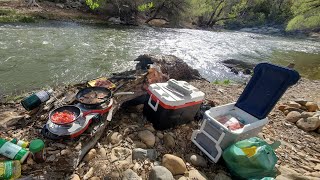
[191,63,300,163]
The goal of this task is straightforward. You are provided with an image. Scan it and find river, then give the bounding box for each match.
[1,22,320,95]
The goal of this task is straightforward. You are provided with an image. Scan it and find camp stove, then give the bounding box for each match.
[42,99,113,140]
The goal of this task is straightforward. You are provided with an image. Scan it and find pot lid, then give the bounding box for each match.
[235,63,300,119]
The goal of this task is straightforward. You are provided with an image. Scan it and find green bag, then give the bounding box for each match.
[222,137,279,179]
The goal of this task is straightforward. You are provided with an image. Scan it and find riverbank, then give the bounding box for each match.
[0,54,319,180]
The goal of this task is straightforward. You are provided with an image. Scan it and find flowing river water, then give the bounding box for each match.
[1,22,320,95]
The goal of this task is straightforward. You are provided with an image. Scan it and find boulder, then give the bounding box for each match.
[132,148,157,161]
[122,169,141,180]
[187,169,208,180]
[296,117,320,131]
[149,166,174,180]
[148,19,169,27]
[285,111,301,123]
[163,134,175,148]
[162,154,187,175]
[187,154,207,167]
[305,102,319,112]
[138,130,156,147]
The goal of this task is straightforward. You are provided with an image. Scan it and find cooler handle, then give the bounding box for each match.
[148,94,159,111]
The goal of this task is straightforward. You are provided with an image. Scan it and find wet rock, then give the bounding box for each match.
[84,167,94,180]
[305,102,319,112]
[133,141,148,149]
[288,101,301,109]
[108,132,123,144]
[149,166,174,180]
[156,132,164,139]
[122,169,141,180]
[163,134,175,148]
[296,117,320,131]
[188,154,207,167]
[285,111,301,123]
[214,172,231,180]
[84,149,97,162]
[70,174,80,180]
[138,130,155,147]
[162,154,187,175]
[132,148,157,161]
[99,147,107,158]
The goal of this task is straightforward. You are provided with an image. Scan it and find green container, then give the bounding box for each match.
[0,160,21,180]
[21,89,53,111]
[0,138,29,163]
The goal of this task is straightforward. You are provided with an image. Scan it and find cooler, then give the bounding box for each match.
[143,79,205,130]
[191,63,300,163]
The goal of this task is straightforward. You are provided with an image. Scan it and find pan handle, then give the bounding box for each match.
[82,105,112,117]
[114,92,134,96]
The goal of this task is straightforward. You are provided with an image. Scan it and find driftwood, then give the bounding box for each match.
[0,54,202,177]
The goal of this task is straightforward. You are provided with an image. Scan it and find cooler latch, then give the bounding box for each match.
[148,94,159,111]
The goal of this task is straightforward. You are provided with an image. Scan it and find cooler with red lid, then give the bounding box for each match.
[143,79,205,130]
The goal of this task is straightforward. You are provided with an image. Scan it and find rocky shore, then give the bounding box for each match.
[0,54,319,180]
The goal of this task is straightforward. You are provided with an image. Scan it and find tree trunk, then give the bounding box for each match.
[26,0,40,7]
[207,0,224,26]
[209,3,225,26]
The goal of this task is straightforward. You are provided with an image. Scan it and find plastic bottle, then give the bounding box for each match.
[10,138,29,148]
[0,160,21,180]
[21,89,53,111]
[0,138,29,163]
[29,139,46,163]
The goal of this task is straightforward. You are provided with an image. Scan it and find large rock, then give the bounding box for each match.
[163,134,175,148]
[132,148,157,161]
[221,59,256,75]
[305,102,319,112]
[187,154,207,167]
[138,130,156,147]
[147,19,169,27]
[285,111,301,123]
[149,166,174,180]
[187,169,208,180]
[122,169,141,180]
[162,154,187,175]
[296,117,320,131]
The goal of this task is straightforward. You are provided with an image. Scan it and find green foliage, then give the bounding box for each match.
[213,79,231,85]
[286,0,320,31]
[85,0,101,10]
[0,8,35,23]
[138,2,154,12]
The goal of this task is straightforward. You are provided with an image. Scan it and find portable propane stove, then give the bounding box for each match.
[42,99,113,140]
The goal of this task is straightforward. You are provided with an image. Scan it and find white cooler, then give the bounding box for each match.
[192,63,300,163]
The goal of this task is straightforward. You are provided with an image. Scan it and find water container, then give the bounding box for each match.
[0,138,29,163]
[21,89,53,111]
[0,160,21,180]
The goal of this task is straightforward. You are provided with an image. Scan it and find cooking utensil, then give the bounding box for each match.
[49,105,112,125]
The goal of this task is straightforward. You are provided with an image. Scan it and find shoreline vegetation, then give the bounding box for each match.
[0,0,319,38]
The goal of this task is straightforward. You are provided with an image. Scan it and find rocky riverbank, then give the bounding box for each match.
[0,54,319,180]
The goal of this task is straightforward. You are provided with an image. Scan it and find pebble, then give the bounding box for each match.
[132,148,157,161]
[214,172,231,180]
[70,174,80,180]
[145,124,156,132]
[305,102,319,112]
[84,149,97,162]
[156,132,164,139]
[296,117,320,131]
[301,112,316,118]
[149,166,174,180]
[188,154,207,167]
[163,134,175,148]
[61,149,72,156]
[52,143,66,149]
[99,147,107,158]
[89,177,100,180]
[47,150,60,155]
[285,111,301,123]
[122,169,142,180]
[138,130,156,147]
[314,164,320,171]
[110,147,132,166]
[162,154,187,175]
[108,132,123,144]
[133,141,148,149]
[187,169,208,180]
[84,167,94,180]
[288,101,301,109]
[47,155,56,162]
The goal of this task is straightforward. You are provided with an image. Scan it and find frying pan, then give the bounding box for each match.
[76,86,134,109]
[49,105,112,125]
